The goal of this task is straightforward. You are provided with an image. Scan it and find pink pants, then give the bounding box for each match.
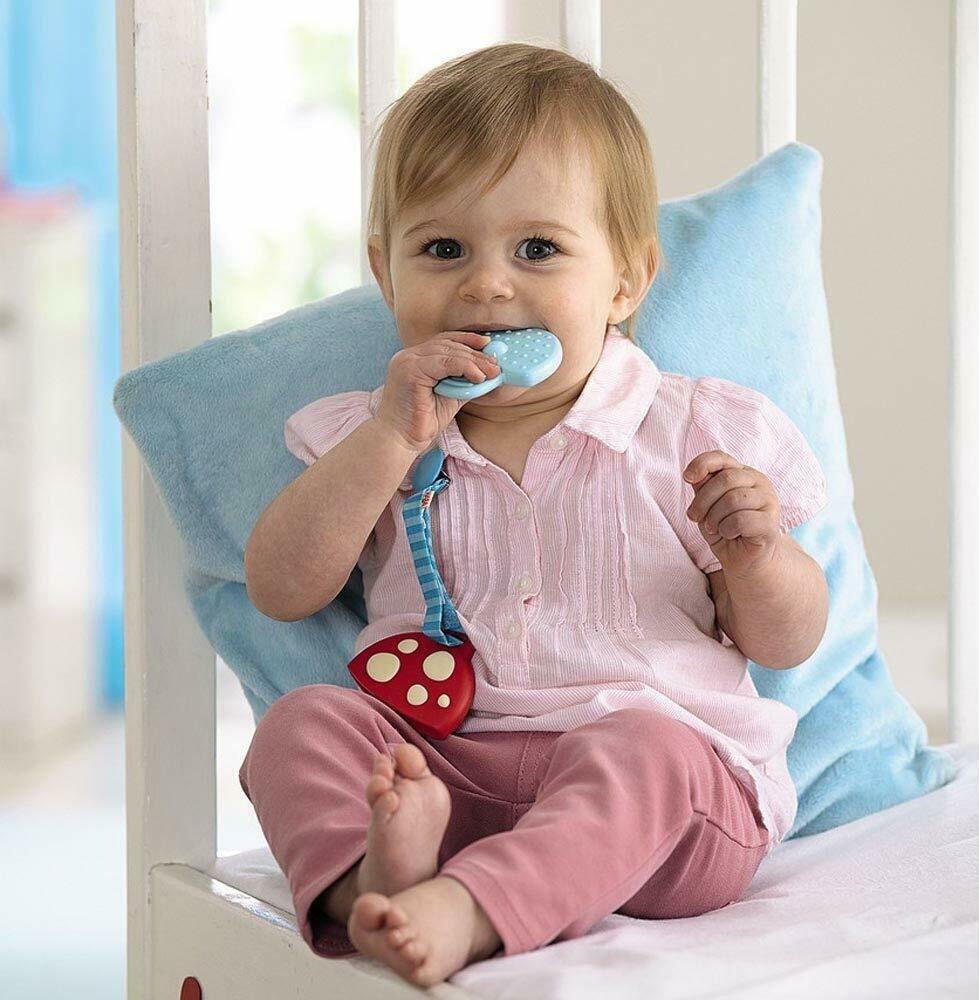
[238,684,771,960]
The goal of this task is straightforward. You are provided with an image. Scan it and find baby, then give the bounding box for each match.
[242,42,829,989]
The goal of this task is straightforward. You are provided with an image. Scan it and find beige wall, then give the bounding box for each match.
[506,0,950,616]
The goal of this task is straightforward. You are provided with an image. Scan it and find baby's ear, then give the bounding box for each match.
[608,275,641,326]
[609,248,658,325]
[367,237,394,306]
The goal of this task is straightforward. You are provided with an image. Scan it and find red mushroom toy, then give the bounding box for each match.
[346,629,475,740]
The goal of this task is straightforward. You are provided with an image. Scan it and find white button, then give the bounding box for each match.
[550,434,568,450]
[503,619,521,639]
[515,500,532,519]
[517,573,534,595]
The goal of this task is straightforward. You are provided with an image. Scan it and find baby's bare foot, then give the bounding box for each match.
[358,744,451,899]
[347,876,502,988]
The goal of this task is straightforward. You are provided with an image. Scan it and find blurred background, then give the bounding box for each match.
[0,0,955,996]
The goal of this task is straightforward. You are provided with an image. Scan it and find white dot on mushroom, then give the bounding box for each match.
[423,651,455,681]
[366,653,400,683]
[407,684,428,706]
[397,639,418,653]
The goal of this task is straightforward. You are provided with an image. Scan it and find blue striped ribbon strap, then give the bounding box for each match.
[402,470,464,646]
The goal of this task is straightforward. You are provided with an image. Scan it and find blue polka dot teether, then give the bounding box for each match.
[345,326,563,738]
[434,327,563,400]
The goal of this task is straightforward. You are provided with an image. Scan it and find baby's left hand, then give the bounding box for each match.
[683,450,781,578]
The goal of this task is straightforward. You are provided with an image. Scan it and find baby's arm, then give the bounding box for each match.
[244,418,417,621]
[707,537,828,669]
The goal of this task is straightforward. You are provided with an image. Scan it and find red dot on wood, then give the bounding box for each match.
[180,977,202,1000]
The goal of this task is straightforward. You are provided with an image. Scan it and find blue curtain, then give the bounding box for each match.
[1,1,124,708]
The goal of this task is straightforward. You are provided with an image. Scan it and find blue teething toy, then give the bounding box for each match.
[434,327,563,400]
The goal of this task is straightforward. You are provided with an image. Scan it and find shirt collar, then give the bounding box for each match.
[370,325,663,492]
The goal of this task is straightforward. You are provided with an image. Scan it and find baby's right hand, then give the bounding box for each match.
[372,330,501,454]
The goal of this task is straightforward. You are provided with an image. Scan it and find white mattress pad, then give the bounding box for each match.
[213,742,979,998]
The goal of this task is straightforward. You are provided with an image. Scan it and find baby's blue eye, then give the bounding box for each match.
[419,235,560,262]
[423,238,462,260]
[516,237,559,261]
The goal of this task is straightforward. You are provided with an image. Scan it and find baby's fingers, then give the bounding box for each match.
[439,330,494,349]
[435,333,502,374]
[417,349,484,385]
[420,344,497,384]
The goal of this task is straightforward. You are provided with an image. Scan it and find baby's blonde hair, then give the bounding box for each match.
[366,42,663,342]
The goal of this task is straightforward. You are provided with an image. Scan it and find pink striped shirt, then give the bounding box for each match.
[284,326,828,851]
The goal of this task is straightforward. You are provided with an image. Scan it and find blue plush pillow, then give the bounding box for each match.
[113,141,955,839]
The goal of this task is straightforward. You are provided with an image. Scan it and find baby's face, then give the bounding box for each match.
[368,137,649,411]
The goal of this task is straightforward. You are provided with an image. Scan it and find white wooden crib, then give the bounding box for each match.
[116,1,979,997]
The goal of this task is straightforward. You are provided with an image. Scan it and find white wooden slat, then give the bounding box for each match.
[758,0,798,155]
[359,0,397,287]
[560,0,602,71]
[950,0,979,743]
[116,2,217,997]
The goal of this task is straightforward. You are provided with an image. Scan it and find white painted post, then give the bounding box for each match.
[359,0,397,287]
[560,0,602,71]
[758,0,798,156]
[116,2,216,996]
[949,0,979,743]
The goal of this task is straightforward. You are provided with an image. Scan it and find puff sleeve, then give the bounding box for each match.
[284,390,375,466]
[680,376,828,574]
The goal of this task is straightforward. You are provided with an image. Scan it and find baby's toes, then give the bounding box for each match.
[365,773,394,808]
[372,754,395,779]
[351,892,392,931]
[392,743,430,779]
[383,901,409,930]
[386,923,417,949]
[400,938,428,966]
[370,788,399,822]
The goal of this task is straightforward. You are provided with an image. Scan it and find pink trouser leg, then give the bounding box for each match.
[238,683,520,958]
[439,707,771,956]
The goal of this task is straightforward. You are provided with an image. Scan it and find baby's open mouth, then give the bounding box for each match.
[458,325,528,333]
